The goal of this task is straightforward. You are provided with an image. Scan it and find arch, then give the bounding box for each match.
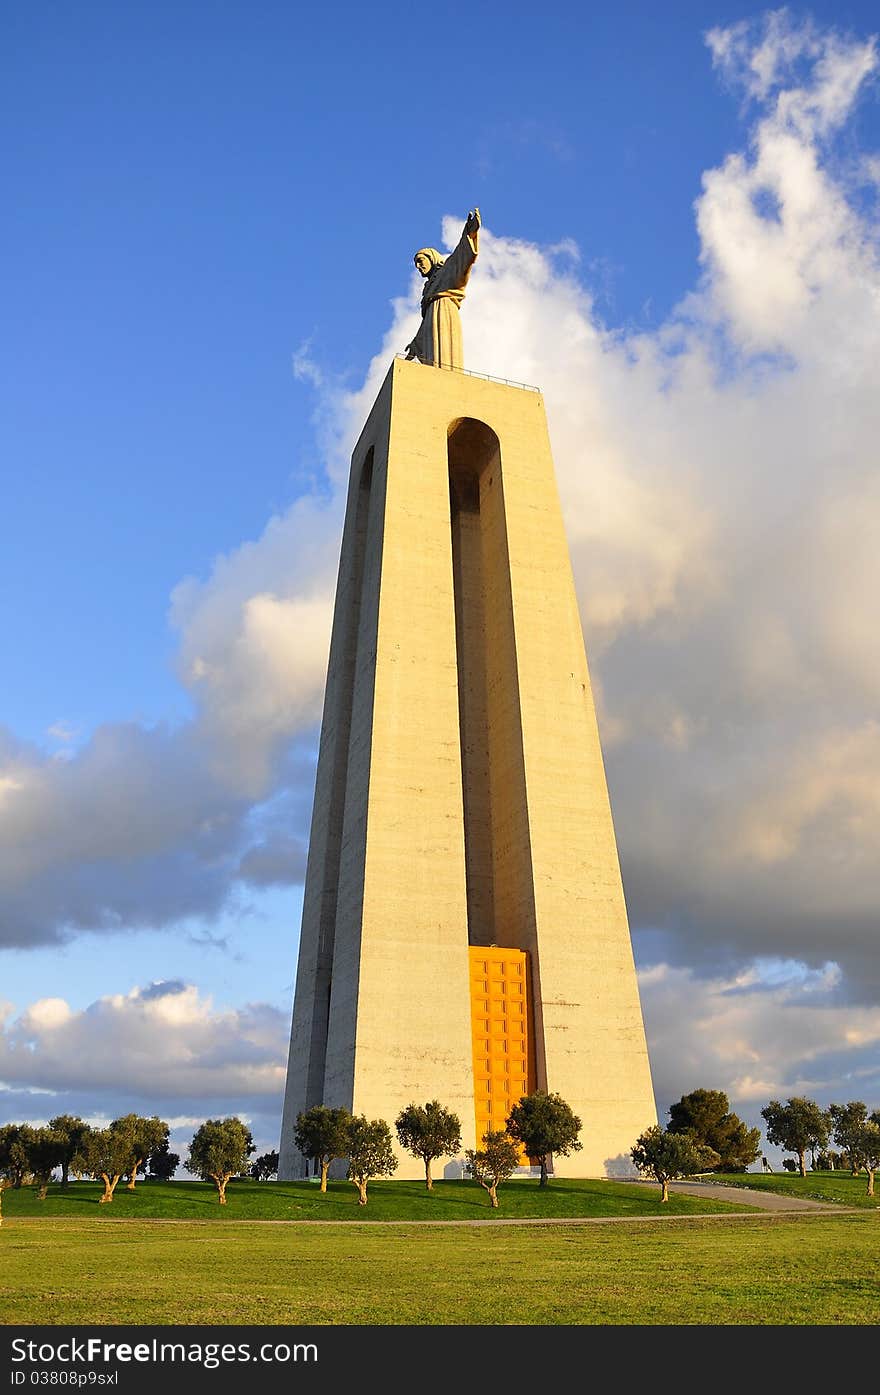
[447,418,537,959]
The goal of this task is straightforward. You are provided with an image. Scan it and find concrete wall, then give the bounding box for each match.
[279,359,657,1181]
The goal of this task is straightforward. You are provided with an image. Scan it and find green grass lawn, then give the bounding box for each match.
[1,1212,876,1324]
[0,1175,759,1222]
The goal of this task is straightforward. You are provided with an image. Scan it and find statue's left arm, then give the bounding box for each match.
[464,206,480,256]
[439,208,480,291]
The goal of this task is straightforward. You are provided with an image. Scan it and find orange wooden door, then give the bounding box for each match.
[469,946,536,1157]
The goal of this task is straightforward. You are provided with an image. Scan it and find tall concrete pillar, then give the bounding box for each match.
[278,358,656,1179]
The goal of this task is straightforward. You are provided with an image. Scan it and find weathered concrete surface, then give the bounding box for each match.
[279,358,657,1179]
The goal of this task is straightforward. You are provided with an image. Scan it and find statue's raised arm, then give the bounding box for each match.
[404,208,481,370]
[464,206,480,249]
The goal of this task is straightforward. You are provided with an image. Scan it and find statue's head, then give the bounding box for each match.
[414,247,445,278]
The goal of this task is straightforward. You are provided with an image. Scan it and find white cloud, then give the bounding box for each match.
[47,722,76,743]
[639,956,880,1132]
[0,980,286,1104]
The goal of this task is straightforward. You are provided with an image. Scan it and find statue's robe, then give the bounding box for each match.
[409,229,478,369]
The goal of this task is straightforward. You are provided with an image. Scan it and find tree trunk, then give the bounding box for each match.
[798,1152,807,1177]
[425,1159,433,1191]
[0,1181,8,1226]
[867,1168,875,1198]
[61,1162,70,1189]
[99,1173,120,1203]
[539,1156,549,1187]
[126,1158,143,1192]
[320,1161,329,1193]
[357,1179,368,1205]
[215,1176,228,1204]
[38,1182,48,1200]
[661,1178,669,1202]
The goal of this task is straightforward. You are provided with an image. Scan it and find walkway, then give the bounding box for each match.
[630,1179,852,1212]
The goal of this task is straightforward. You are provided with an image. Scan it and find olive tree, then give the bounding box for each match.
[858,1120,880,1198]
[110,1114,170,1191]
[464,1131,521,1208]
[26,1128,65,1199]
[293,1105,352,1192]
[48,1115,93,1188]
[186,1118,255,1205]
[79,1124,137,1204]
[346,1115,398,1205]
[505,1091,582,1186]
[630,1125,720,1202]
[0,1124,34,1189]
[828,1102,869,1176]
[395,1100,461,1191]
[0,1126,34,1226]
[760,1098,830,1177]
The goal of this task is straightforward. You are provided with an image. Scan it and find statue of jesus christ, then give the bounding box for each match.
[404,208,480,370]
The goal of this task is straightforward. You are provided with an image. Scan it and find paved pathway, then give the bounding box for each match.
[629,1179,851,1212]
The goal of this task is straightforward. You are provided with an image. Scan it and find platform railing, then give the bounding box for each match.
[394,354,540,393]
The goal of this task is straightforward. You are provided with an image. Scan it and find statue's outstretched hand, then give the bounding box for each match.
[465,207,481,236]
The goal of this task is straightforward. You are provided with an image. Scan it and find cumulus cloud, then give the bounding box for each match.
[0,980,288,1159]
[1,5,878,1080]
[0,979,286,1110]
[639,956,880,1138]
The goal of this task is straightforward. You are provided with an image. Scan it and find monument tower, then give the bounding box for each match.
[278,210,656,1179]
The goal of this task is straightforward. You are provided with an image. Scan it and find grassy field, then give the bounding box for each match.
[0,1175,761,1221]
[1,1211,877,1325]
[3,1175,876,1326]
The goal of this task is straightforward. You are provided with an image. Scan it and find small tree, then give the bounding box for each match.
[761,1098,830,1178]
[0,1126,33,1226]
[395,1100,461,1191]
[293,1105,352,1192]
[48,1115,92,1189]
[186,1118,255,1205]
[505,1091,582,1186]
[813,1149,847,1171]
[110,1114,170,1191]
[828,1102,869,1176]
[251,1150,280,1181]
[27,1128,65,1199]
[857,1120,880,1198]
[147,1140,180,1180]
[346,1116,398,1205]
[464,1131,521,1208]
[0,1124,35,1189]
[80,1125,136,1203]
[667,1089,761,1172]
[630,1125,720,1202]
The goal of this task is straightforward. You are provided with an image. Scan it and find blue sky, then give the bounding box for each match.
[2,2,879,1165]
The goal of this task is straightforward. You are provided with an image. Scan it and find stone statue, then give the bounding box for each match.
[404,208,480,370]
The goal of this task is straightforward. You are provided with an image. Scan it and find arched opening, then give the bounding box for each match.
[448,418,541,1144]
